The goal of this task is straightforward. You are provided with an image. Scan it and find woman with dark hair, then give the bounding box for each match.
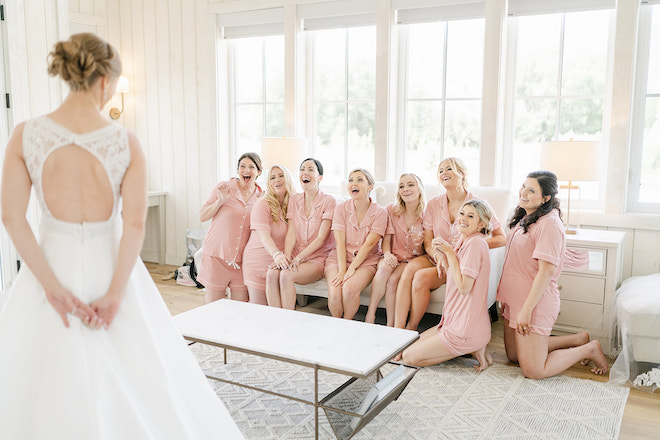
[497,171,608,379]
[197,152,263,303]
[266,158,336,309]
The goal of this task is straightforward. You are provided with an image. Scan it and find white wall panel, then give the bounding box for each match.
[631,230,660,276]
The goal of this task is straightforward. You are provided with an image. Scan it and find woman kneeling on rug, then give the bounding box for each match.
[496,171,608,379]
[401,200,493,370]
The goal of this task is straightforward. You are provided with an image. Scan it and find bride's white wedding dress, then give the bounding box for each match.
[0,116,244,439]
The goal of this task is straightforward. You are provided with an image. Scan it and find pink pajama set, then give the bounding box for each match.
[286,191,337,272]
[496,210,566,336]
[197,178,263,291]
[436,233,491,355]
[242,197,288,290]
[325,199,388,275]
[384,203,424,262]
[423,192,502,250]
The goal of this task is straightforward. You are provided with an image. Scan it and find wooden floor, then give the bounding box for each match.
[147,262,660,440]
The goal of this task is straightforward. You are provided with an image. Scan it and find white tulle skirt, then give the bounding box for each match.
[0,216,244,439]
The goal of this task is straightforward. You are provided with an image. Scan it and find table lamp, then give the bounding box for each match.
[261,137,308,177]
[540,140,599,234]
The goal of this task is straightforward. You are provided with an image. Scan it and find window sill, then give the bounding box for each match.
[575,210,660,231]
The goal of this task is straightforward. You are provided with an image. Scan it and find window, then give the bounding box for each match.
[229,35,285,158]
[630,4,660,210]
[309,26,376,186]
[399,19,485,185]
[505,10,612,200]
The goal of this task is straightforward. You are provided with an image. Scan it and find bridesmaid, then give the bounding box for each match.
[242,165,295,305]
[497,171,608,378]
[394,157,505,330]
[325,168,387,320]
[365,173,425,325]
[402,199,494,370]
[266,158,336,309]
[197,152,263,303]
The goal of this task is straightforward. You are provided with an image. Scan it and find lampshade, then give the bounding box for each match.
[116,75,129,94]
[540,140,600,181]
[261,137,307,175]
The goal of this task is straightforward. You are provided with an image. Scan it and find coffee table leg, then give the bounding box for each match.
[315,365,319,440]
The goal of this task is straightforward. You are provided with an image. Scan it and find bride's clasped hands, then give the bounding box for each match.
[45,282,120,330]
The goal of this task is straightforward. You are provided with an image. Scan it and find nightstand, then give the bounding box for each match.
[553,229,626,354]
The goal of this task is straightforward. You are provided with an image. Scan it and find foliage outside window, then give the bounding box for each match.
[310,26,376,186]
[401,19,484,185]
[231,36,285,159]
[507,10,611,202]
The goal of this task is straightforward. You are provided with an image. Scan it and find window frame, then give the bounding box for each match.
[502,9,616,208]
[395,18,486,185]
[304,25,377,188]
[628,3,660,213]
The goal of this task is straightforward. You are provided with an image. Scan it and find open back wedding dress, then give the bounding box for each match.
[0,116,244,439]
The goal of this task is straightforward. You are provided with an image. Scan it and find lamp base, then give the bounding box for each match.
[565,225,578,235]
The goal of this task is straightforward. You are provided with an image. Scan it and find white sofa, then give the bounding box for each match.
[294,182,514,317]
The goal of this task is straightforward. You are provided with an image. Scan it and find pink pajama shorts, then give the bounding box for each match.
[500,302,558,337]
[324,249,378,276]
[196,253,246,291]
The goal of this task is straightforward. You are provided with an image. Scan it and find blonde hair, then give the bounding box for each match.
[462,199,493,235]
[265,165,294,223]
[349,168,375,187]
[437,157,469,189]
[47,33,122,91]
[393,173,425,219]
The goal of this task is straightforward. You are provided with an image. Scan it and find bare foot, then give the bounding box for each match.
[472,346,494,372]
[586,340,609,375]
[393,353,402,362]
[365,313,376,325]
[576,332,591,366]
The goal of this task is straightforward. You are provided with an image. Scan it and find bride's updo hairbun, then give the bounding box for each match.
[47,33,122,91]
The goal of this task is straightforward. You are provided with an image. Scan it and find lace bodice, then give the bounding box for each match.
[22,115,131,220]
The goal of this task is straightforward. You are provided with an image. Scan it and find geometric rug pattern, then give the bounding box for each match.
[190,344,629,440]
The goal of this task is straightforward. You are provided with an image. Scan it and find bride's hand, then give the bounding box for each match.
[90,292,122,330]
[45,284,96,328]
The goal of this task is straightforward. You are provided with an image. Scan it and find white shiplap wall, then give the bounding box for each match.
[68,0,219,265]
[58,0,660,276]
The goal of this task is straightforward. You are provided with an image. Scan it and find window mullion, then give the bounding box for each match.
[440,22,449,157]
[555,13,566,140]
[344,29,350,178]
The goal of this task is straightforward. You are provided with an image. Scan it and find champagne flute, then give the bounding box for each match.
[409,223,424,256]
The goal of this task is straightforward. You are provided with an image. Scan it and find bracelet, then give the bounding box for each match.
[272,251,283,258]
[293,255,303,262]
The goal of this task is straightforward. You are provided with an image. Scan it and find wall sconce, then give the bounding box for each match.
[109,75,129,120]
[261,137,308,176]
[540,140,599,234]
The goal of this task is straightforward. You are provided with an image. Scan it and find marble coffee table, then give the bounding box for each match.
[174,299,419,439]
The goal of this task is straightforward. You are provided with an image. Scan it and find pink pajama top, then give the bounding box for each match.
[437,233,491,355]
[329,199,387,269]
[423,191,502,247]
[200,178,263,267]
[242,197,288,287]
[384,203,425,262]
[286,191,337,262]
[496,210,566,334]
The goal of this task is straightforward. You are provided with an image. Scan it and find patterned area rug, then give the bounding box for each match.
[190,344,629,440]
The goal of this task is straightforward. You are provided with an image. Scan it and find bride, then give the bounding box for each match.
[0,33,243,439]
